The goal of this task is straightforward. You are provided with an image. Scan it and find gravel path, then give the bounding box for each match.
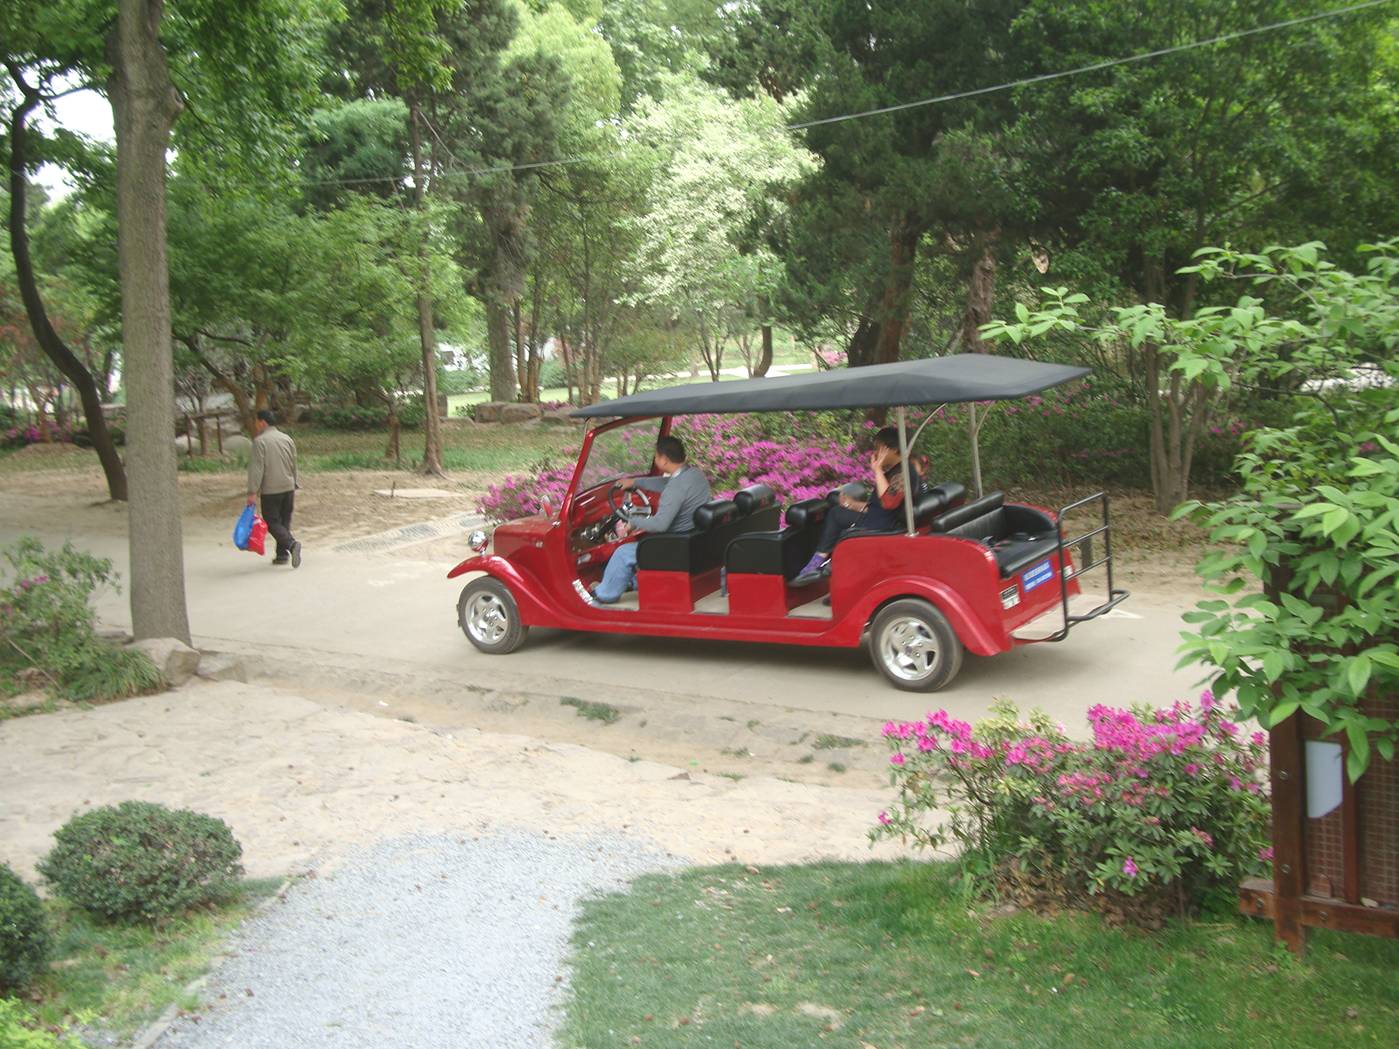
[156,832,678,1049]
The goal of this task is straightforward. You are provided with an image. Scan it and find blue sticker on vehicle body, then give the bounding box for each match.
[1021,558,1054,592]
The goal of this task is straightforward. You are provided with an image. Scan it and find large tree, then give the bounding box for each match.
[108,0,189,641]
[3,61,128,500]
[713,0,1033,367]
[625,75,811,380]
[1011,0,1399,315]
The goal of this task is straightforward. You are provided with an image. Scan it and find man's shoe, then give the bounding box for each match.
[272,558,288,566]
[291,541,302,568]
[791,556,830,588]
[573,579,603,607]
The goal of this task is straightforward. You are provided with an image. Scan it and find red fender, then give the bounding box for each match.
[446,555,564,628]
[843,576,1008,657]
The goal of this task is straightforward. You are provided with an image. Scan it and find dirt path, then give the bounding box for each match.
[0,681,908,883]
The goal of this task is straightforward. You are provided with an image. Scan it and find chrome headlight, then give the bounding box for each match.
[468,528,490,553]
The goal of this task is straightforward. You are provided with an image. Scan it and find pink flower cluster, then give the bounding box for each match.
[476,413,875,522]
[882,691,1265,809]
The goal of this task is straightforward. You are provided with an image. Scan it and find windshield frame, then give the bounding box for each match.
[561,415,670,516]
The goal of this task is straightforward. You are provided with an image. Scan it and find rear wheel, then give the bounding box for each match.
[868,599,963,692]
[458,577,528,654]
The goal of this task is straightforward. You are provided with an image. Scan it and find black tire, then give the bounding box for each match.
[458,577,528,655]
[868,598,964,692]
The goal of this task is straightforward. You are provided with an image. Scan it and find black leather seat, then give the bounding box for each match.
[638,493,781,575]
[930,491,1059,577]
[725,495,830,577]
[733,483,777,516]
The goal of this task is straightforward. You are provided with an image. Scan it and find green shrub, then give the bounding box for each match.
[70,425,125,448]
[0,999,83,1049]
[39,802,244,924]
[0,539,162,704]
[313,401,424,431]
[0,865,49,992]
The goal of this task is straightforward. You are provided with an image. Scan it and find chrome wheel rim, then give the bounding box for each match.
[465,592,509,645]
[880,616,939,682]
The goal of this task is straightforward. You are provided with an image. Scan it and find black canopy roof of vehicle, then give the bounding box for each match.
[571,354,1089,418]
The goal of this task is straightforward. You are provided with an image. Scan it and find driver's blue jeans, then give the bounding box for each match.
[595,542,639,603]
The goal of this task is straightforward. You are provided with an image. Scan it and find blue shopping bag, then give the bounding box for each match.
[233,505,256,550]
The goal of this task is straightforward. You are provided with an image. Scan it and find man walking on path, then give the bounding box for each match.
[247,410,302,567]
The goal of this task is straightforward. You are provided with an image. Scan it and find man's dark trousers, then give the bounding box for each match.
[261,491,297,561]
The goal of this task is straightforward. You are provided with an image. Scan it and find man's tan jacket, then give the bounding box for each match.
[247,426,299,496]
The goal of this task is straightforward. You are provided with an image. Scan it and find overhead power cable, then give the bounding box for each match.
[299,0,1395,187]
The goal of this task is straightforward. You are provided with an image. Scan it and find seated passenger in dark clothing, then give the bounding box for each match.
[792,427,925,586]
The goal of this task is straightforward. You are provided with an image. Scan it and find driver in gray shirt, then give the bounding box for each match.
[590,435,711,603]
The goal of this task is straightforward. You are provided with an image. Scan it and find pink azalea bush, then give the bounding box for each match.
[872,693,1270,921]
[476,413,871,522]
[2,423,73,449]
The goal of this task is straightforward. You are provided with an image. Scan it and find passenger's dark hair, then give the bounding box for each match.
[655,435,686,463]
[873,426,901,451]
[256,409,277,426]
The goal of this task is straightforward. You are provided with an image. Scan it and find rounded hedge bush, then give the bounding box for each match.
[38,802,243,923]
[0,864,50,992]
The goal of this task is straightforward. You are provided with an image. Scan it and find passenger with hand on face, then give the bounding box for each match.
[585,435,712,605]
[792,426,925,587]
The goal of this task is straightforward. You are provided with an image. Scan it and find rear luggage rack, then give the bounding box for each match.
[1035,491,1129,643]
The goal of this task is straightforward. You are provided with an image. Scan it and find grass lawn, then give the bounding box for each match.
[16,880,281,1042]
[561,861,1398,1049]
[155,423,567,477]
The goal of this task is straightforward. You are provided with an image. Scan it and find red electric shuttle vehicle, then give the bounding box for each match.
[448,354,1128,691]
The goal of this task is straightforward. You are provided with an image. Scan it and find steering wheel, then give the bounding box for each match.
[608,482,653,521]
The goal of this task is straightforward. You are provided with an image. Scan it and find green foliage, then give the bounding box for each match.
[0,999,82,1049]
[873,700,1271,923]
[312,402,424,431]
[0,866,50,993]
[39,802,244,925]
[1173,241,1399,777]
[0,539,162,703]
[1010,0,1399,312]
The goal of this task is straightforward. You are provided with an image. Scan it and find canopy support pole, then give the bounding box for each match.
[968,402,983,500]
[906,402,947,452]
[896,406,915,536]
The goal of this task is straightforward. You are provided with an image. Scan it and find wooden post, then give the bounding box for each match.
[1269,712,1308,956]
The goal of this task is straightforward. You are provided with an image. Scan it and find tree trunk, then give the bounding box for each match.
[512,300,528,400]
[959,229,999,352]
[559,331,575,405]
[181,334,256,433]
[485,298,516,402]
[7,78,128,501]
[755,323,774,377]
[108,0,189,643]
[846,308,881,368]
[408,102,444,476]
[872,220,920,366]
[383,396,401,464]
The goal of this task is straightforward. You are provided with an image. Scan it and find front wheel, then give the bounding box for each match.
[868,599,963,692]
[458,577,528,655]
